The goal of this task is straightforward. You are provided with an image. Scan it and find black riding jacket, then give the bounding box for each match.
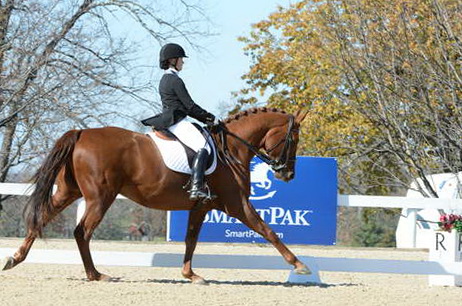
[141,70,215,130]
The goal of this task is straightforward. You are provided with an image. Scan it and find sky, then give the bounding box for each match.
[150,0,295,118]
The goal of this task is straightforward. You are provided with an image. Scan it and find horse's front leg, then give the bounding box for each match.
[237,201,311,275]
[182,205,209,284]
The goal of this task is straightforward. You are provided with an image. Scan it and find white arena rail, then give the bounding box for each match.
[0,248,461,285]
[1,183,456,247]
[0,183,127,199]
[1,183,462,286]
[3,183,460,208]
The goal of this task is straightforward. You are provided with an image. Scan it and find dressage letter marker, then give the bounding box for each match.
[429,231,462,286]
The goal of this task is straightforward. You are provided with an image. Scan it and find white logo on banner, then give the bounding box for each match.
[250,161,277,200]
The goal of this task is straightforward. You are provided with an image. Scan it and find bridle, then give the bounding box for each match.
[216,115,297,172]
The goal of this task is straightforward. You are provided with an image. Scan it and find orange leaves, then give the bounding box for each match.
[236,0,462,183]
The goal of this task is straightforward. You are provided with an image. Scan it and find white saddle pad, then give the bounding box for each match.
[147,130,217,175]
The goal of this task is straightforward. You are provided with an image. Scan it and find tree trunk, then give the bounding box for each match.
[0,114,18,182]
[0,0,14,71]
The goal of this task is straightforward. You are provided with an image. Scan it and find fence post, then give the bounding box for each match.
[408,208,418,248]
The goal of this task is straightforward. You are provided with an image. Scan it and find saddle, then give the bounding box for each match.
[147,123,217,175]
[154,130,174,140]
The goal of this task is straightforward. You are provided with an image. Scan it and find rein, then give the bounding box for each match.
[216,115,296,172]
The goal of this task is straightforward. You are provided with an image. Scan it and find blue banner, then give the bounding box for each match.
[167,156,337,245]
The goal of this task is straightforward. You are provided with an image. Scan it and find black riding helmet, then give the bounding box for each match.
[159,43,187,68]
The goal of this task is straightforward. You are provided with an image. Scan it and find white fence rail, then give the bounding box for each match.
[338,194,462,210]
[2,183,461,208]
[1,183,458,248]
[0,183,127,198]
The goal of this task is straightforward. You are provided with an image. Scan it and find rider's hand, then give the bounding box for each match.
[207,117,223,133]
[206,115,217,126]
[211,117,220,126]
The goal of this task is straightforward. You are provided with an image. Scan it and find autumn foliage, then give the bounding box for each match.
[238,0,462,197]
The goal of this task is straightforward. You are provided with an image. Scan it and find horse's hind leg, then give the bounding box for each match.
[2,185,81,271]
[73,194,115,281]
[182,206,209,284]
[234,201,311,275]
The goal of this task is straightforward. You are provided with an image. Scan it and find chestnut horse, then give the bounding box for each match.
[2,107,309,284]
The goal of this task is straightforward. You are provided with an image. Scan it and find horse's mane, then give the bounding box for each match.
[216,107,288,166]
[223,107,287,124]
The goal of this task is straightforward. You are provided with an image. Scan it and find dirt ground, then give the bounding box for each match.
[0,238,460,306]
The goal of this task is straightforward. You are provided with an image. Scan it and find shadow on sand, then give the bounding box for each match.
[65,276,358,288]
[145,278,359,288]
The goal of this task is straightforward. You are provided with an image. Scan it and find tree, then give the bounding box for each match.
[237,0,462,197]
[0,0,210,184]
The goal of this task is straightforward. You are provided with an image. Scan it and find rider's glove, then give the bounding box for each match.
[211,117,220,126]
[205,115,217,126]
[206,116,223,133]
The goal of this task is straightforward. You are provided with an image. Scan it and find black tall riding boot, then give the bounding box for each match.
[189,148,211,201]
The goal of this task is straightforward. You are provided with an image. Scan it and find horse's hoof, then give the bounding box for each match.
[1,256,15,271]
[294,264,312,275]
[98,274,117,282]
[191,276,208,285]
[88,273,114,282]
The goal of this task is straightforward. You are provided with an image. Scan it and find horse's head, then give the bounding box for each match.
[262,109,308,182]
[219,107,308,183]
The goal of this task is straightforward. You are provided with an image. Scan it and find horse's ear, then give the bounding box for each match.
[294,109,308,124]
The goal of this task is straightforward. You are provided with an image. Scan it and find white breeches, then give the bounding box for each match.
[167,119,210,153]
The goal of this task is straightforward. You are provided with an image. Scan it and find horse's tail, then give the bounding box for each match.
[24,129,82,237]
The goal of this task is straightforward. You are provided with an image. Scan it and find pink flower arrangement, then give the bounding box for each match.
[438,214,462,233]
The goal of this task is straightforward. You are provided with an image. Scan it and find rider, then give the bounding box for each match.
[141,43,218,201]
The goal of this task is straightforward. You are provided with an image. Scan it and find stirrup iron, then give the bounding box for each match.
[189,183,216,202]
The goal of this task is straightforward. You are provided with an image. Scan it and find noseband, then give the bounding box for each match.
[217,115,297,172]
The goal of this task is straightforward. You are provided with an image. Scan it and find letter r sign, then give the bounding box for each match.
[436,232,446,251]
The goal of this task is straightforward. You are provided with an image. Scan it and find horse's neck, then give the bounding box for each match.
[228,119,268,145]
[225,116,274,164]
